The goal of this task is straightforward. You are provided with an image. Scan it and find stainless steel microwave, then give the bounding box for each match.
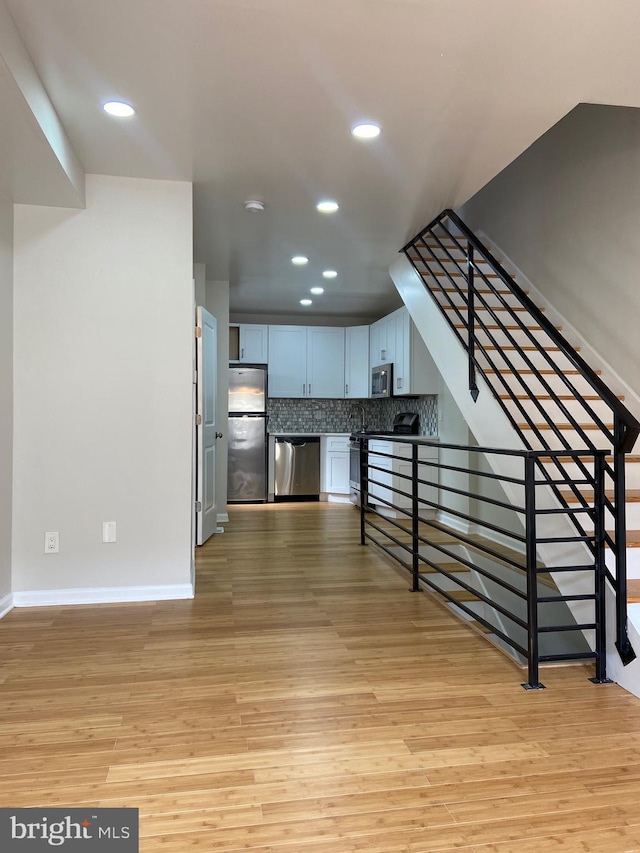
[371,363,393,398]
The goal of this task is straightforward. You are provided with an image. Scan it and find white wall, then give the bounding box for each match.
[0,193,12,609]
[193,262,206,309]
[13,174,194,599]
[436,378,471,532]
[206,280,229,521]
[459,103,640,395]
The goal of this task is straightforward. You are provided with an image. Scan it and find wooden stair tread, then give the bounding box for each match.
[420,563,470,574]
[538,455,640,463]
[429,286,521,296]
[484,345,567,352]
[455,324,547,331]
[502,394,610,401]
[518,422,612,430]
[484,368,601,375]
[560,489,640,503]
[627,579,640,602]
[446,589,481,602]
[443,305,540,313]
[429,270,503,279]
[607,530,640,547]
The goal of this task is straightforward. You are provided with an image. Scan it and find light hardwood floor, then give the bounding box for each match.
[2,502,640,852]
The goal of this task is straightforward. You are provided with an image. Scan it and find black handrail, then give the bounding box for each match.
[402,208,640,452]
[401,209,638,665]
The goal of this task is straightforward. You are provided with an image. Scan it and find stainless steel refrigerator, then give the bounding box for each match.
[227,365,268,503]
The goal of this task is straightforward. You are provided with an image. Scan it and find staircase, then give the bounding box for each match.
[390,209,640,687]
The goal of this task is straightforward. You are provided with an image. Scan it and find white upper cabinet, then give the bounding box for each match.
[344,325,369,399]
[307,327,346,398]
[370,306,439,396]
[268,325,345,398]
[229,323,268,363]
[267,325,308,397]
[395,307,439,395]
[369,313,395,367]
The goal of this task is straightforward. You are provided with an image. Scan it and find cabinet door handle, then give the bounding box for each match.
[302,383,306,395]
[345,383,348,395]
[397,377,403,389]
[381,349,386,360]
[308,384,311,395]
[241,348,245,359]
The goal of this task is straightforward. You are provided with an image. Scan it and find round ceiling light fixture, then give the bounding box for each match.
[310,287,324,295]
[351,122,381,139]
[102,100,135,117]
[322,270,338,279]
[316,200,339,213]
[243,199,265,213]
[291,256,309,265]
[300,299,313,306]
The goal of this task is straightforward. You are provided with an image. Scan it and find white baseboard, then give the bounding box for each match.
[12,583,195,608]
[217,512,229,523]
[321,493,352,504]
[0,592,14,620]
[436,511,471,536]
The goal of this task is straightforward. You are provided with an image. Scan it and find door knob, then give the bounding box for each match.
[215,431,224,438]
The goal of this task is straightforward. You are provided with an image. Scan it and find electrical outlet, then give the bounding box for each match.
[102,521,117,543]
[44,532,59,554]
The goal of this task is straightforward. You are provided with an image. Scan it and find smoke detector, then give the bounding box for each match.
[243,199,265,213]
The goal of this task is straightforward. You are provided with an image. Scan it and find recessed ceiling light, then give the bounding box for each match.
[244,199,265,213]
[300,299,313,306]
[310,287,324,295]
[322,270,338,279]
[291,256,309,265]
[352,122,381,139]
[316,200,339,213]
[102,100,135,117]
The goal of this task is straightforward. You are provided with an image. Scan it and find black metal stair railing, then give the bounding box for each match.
[401,209,640,665]
[358,435,610,690]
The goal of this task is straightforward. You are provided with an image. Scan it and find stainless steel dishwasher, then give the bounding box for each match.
[274,436,320,501]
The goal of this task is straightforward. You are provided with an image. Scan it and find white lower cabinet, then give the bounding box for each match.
[367,439,438,518]
[321,434,351,501]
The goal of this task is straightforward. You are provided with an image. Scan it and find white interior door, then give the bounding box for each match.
[196,307,218,545]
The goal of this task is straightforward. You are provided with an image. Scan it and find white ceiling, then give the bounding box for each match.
[4,0,640,320]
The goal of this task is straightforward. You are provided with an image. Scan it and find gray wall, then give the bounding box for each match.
[0,194,12,605]
[459,103,640,395]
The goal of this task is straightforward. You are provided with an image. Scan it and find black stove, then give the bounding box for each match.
[351,411,420,440]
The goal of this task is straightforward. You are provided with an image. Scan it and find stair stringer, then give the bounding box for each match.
[390,254,597,637]
[606,597,640,697]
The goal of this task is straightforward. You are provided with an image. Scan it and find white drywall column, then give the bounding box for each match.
[0,193,12,611]
[13,174,193,598]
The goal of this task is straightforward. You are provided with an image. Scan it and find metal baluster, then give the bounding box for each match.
[591,451,612,683]
[467,242,479,402]
[523,455,545,690]
[614,415,636,663]
[411,443,420,592]
[360,438,368,546]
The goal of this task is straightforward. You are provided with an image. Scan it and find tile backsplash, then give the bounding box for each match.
[267,395,438,435]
